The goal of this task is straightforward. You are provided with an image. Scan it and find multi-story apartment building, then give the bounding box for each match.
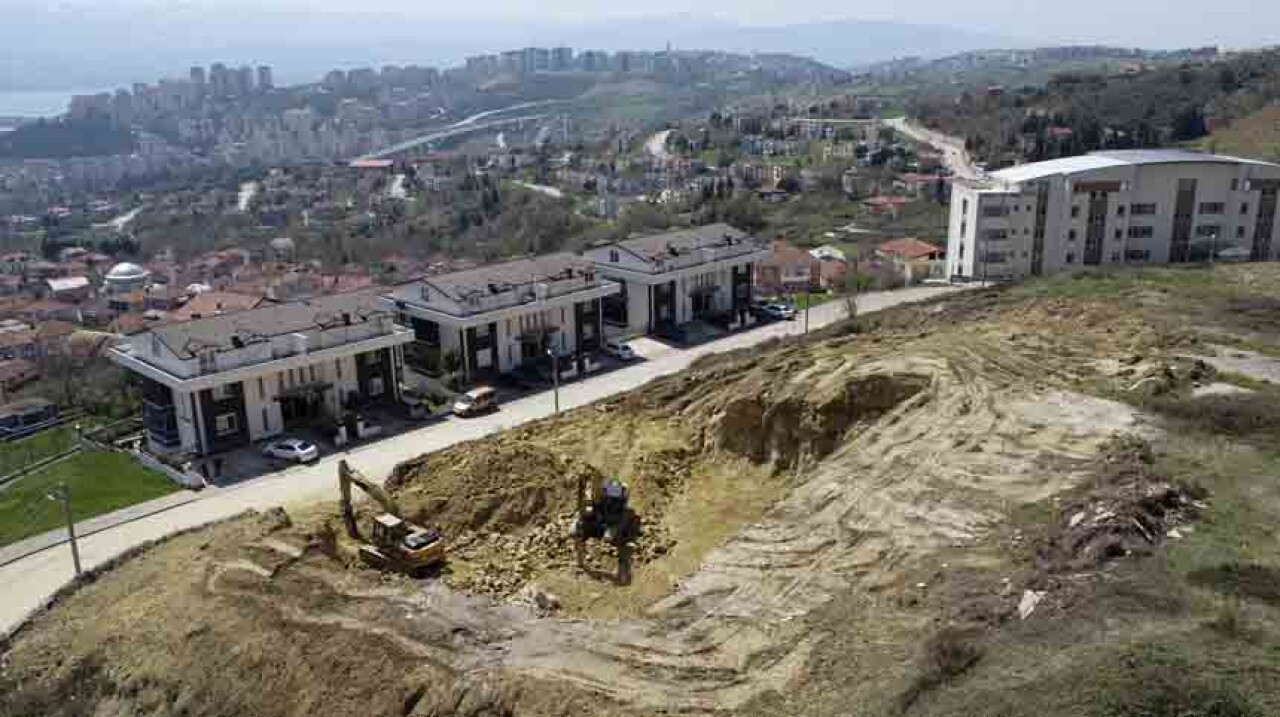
[110,289,414,456]
[948,149,1280,281]
[385,254,619,381]
[583,224,771,336]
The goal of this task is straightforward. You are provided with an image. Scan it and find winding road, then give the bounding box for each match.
[885,117,983,181]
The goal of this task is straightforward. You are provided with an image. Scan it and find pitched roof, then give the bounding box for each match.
[612,223,754,263]
[877,238,942,261]
[146,287,391,359]
[169,291,265,321]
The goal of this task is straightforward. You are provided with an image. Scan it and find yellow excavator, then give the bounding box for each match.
[338,459,446,574]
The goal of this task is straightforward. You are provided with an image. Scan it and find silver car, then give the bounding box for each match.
[262,438,319,464]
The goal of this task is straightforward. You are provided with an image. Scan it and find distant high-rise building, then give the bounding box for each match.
[190,66,206,88]
[256,66,273,91]
[235,66,254,96]
[210,63,230,97]
[551,47,574,71]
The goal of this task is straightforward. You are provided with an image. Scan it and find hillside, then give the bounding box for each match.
[913,48,1280,166]
[1202,103,1280,162]
[5,265,1280,716]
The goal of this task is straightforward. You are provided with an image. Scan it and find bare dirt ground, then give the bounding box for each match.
[7,266,1280,717]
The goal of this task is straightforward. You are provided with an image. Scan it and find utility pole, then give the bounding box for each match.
[547,348,560,413]
[804,283,811,335]
[46,483,82,577]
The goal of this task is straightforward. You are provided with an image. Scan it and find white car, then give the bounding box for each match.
[262,438,319,464]
[604,340,637,361]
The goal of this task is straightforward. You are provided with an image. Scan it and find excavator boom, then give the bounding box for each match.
[338,459,403,540]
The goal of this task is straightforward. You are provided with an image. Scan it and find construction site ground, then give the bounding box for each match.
[6,265,1280,717]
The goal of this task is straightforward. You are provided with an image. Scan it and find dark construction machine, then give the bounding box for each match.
[571,475,640,584]
[337,459,445,574]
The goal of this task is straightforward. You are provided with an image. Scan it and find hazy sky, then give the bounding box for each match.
[99,0,1276,48]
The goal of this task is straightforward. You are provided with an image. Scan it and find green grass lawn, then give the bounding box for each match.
[0,450,179,548]
[0,427,81,478]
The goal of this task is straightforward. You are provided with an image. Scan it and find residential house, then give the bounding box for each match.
[169,291,264,322]
[755,240,819,293]
[877,238,945,283]
[583,224,771,335]
[385,254,619,380]
[0,359,40,391]
[109,288,414,456]
[43,276,92,302]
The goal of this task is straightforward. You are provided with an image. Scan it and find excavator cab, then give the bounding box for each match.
[572,476,640,584]
[339,461,446,575]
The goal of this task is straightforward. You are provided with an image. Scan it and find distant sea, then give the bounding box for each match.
[0,89,103,119]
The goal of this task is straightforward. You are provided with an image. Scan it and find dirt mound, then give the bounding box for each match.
[389,443,600,535]
[1033,436,1201,576]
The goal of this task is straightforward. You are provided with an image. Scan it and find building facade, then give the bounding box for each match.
[582,224,771,336]
[110,289,414,456]
[947,150,1280,282]
[385,254,619,381]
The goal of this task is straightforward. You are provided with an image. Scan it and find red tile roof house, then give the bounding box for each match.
[862,195,910,217]
[754,240,820,293]
[876,238,945,284]
[876,238,944,263]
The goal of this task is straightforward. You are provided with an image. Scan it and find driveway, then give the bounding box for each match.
[0,285,967,635]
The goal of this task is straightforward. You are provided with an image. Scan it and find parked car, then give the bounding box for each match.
[604,339,637,361]
[262,437,319,464]
[760,303,797,321]
[453,386,498,417]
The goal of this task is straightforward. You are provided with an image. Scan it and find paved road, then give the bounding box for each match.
[0,286,966,636]
[885,118,983,181]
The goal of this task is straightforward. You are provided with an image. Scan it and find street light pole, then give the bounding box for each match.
[804,284,812,335]
[547,348,560,413]
[47,483,82,577]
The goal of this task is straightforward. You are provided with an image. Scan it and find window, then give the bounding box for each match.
[982,229,1008,240]
[1131,203,1157,216]
[1237,226,1246,238]
[151,334,162,356]
[369,376,385,397]
[608,249,620,263]
[309,364,318,383]
[1128,226,1155,239]
[1117,205,1126,217]
[1110,251,1121,263]
[1199,202,1225,215]
[212,383,236,401]
[1125,249,1151,262]
[981,252,1008,264]
[198,350,217,374]
[1066,252,1075,264]
[1242,203,1250,215]
[1114,229,1122,240]
[981,205,1009,218]
[962,199,969,214]
[960,221,967,238]
[1071,205,1080,218]
[1231,178,1239,191]
[262,407,269,432]
[257,377,265,400]
[277,373,284,393]
[1068,229,1077,241]
[335,359,342,379]
[1195,225,1222,238]
[214,412,238,436]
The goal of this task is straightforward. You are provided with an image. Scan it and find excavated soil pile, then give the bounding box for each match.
[1032,435,1202,576]
[387,441,677,598]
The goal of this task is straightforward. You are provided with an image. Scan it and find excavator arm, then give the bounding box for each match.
[338,459,403,540]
